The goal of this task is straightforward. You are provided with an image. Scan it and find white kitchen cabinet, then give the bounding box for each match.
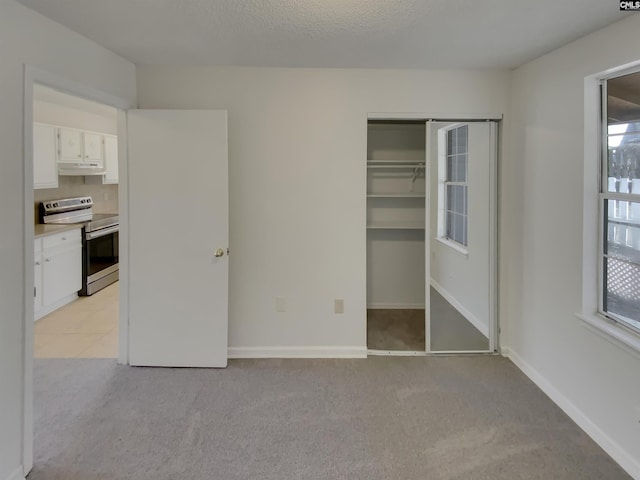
[85,134,118,185]
[33,123,58,189]
[34,228,82,321]
[83,132,103,162]
[103,135,118,184]
[58,127,83,162]
[58,127,104,168]
[34,242,43,313]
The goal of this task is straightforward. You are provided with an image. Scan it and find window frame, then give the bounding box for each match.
[438,123,469,253]
[579,63,640,357]
[598,78,640,336]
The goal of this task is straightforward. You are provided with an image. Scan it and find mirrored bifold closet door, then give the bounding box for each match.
[425,121,497,353]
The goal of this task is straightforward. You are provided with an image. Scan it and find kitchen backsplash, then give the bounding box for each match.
[34,176,118,223]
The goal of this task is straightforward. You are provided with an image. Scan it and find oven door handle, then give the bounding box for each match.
[86,225,119,240]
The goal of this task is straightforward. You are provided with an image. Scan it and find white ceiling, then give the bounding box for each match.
[17,0,630,69]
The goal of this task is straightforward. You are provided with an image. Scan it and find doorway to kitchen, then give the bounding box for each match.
[32,83,120,359]
[23,66,133,474]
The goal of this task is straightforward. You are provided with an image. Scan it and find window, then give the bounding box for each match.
[443,125,468,247]
[600,72,640,334]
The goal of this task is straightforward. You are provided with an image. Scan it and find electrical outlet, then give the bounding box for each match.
[276,296,286,312]
[334,299,344,314]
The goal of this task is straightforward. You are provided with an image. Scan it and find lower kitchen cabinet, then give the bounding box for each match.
[34,228,82,321]
[34,241,43,313]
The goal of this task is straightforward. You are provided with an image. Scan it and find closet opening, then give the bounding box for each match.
[366,116,498,355]
[366,120,427,352]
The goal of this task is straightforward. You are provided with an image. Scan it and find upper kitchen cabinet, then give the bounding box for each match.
[83,132,103,163]
[58,127,104,168]
[58,127,83,162]
[103,135,118,184]
[33,123,58,189]
[84,133,118,185]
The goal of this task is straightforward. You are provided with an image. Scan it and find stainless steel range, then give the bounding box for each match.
[40,197,119,296]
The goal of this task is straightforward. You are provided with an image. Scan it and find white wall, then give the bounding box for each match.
[429,122,491,336]
[0,1,135,478]
[34,100,117,134]
[506,14,640,477]
[137,66,510,353]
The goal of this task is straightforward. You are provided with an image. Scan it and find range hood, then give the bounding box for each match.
[58,162,106,176]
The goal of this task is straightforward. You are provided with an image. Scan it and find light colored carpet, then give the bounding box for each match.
[30,358,629,480]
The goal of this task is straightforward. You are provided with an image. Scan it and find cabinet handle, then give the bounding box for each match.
[77,154,82,158]
[61,237,66,241]
[35,261,40,266]
[45,258,51,262]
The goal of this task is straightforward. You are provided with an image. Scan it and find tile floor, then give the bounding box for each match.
[35,282,118,358]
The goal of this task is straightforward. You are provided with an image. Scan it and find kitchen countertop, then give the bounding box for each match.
[34,223,83,239]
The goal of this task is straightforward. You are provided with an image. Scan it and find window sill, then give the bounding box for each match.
[576,312,640,359]
[435,237,468,256]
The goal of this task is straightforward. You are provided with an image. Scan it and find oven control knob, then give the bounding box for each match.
[54,203,59,207]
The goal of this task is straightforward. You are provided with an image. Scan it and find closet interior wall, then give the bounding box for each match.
[366,121,426,311]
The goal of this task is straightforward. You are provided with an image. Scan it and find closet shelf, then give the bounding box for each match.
[367,160,424,164]
[367,162,425,169]
[367,193,425,198]
[367,221,425,230]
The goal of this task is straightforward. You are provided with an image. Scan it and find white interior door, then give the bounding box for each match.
[127,110,229,367]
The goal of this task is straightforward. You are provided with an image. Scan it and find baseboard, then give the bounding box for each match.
[34,292,78,321]
[367,303,425,309]
[506,348,640,479]
[228,346,367,359]
[430,279,489,337]
[5,466,25,480]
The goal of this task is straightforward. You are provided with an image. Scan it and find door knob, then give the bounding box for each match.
[214,248,225,258]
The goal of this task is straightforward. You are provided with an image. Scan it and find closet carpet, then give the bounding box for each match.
[367,289,489,352]
[367,309,425,350]
[30,357,629,480]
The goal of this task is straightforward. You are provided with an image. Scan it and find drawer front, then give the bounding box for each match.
[42,228,82,250]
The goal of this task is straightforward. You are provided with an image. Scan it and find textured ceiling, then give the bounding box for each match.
[17,0,630,69]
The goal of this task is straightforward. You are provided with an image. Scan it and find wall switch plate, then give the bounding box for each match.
[276,296,286,312]
[334,299,344,314]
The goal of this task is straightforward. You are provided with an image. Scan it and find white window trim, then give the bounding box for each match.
[579,61,640,355]
[434,236,469,256]
[437,123,469,252]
